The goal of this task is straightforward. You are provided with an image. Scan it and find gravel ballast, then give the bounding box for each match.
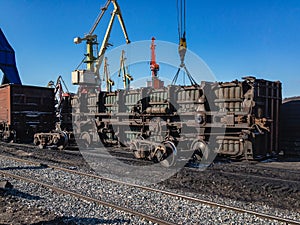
[0,157,297,224]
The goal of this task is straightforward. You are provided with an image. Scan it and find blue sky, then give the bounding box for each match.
[0,0,300,97]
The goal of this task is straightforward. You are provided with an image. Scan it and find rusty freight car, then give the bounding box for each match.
[73,76,282,166]
[0,84,55,142]
[280,97,300,156]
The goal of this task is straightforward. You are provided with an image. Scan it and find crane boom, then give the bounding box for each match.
[89,0,111,35]
[112,0,130,44]
[94,0,130,77]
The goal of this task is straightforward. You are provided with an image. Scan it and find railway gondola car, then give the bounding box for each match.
[72,76,282,166]
[0,84,55,143]
[280,97,300,156]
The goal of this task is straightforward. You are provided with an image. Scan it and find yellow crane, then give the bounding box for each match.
[103,57,114,92]
[72,0,130,86]
[118,50,133,91]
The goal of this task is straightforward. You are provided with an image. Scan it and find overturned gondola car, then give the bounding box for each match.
[72,76,281,165]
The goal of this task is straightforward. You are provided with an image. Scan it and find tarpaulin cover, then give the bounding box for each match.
[0,28,21,85]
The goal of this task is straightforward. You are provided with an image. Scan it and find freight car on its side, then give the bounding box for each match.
[72,76,282,166]
[0,84,55,143]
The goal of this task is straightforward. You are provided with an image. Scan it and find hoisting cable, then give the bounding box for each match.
[184,0,186,38]
[172,0,198,86]
[177,0,181,38]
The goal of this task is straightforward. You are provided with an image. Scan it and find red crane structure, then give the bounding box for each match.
[149,37,164,89]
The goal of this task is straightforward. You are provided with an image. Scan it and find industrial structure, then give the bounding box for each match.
[71,0,130,86]
[69,0,283,166]
[1,0,300,164]
[33,76,74,150]
[148,37,164,89]
[0,29,55,144]
[0,29,21,85]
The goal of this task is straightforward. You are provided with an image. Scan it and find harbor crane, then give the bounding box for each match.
[103,57,114,92]
[72,0,130,86]
[150,37,159,78]
[118,50,133,91]
[149,37,164,89]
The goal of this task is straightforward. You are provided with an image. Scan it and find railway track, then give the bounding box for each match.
[2,142,300,197]
[3,141,300,176]
[1,154,299,224]
[0,142,153,167]
[0,169,174,225]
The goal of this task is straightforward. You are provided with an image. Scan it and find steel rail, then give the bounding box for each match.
[0,142,151,165]
[0,169,175,225]
[1,154,299,225]
[4,141,300,176]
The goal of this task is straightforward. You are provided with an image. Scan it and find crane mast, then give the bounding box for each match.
[150,37,159,78]
[72,0,130,86]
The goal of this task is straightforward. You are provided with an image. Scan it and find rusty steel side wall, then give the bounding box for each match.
[280,97,300,156]
[0,84,11,124]
[205,78,282,157]
[0,84,55,142]
[252,79,282,156]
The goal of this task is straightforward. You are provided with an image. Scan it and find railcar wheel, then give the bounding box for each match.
[38,144,45,150]
[191,140,208,162]
[57,132,69,150]
[80,132,91,148]
[3,132,14,143]
[159,141,177,168]
[57,145,64,150]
